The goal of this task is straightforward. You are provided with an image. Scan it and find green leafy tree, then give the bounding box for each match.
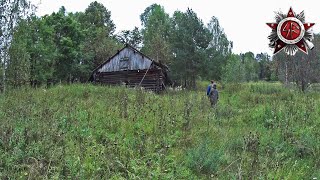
[242,52,259,82]
[272,34,320,91]
[204,16,233,80]
[170,9,212,88]
[0,0,35,92]
[45,7,83,83]
[26,16,56,86]
[6,20,30,88]
[273,37,320,92]
[222,54,245,83]
[117,27,142,49]
[140,4,172,64]
[76,2,120,80]
[207,17,232,55]
[256,53,272,81]
[79,1,115,34]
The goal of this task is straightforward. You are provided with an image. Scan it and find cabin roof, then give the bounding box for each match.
[92,44,167,73]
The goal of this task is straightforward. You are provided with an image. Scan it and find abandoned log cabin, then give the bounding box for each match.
[89,44,170,92]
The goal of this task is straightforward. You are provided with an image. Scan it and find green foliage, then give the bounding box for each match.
[170,9,212,88]
[4,2,276,90]
[0,0,35,92]
[222,54,245,82]
[27,16,56,85]
[116,27,142,49]
[0,82,320,178]
[140,4,172,64]
[45,8,84,82]
[273,34,320,91]
[6,2,121,86]
[202,17,232,80]
[256,53,272,80]
[186,138,225,175]
[222,52,263,83]
[242,52,259,82]
[248,81,285,94]
[80,1,115,33]
[140,7,235,85]
[7,20,30,87]
[76,2,121,80]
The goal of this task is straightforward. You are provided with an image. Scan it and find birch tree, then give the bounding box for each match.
[0,0,35,92]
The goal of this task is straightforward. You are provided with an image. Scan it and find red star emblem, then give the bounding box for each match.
[267,7,315,55]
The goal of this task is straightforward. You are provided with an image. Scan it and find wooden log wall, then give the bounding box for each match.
[95,69,164,92]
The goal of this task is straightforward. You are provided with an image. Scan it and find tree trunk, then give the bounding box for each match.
[2,53,6,93]
[301,78,306,92]
[192,74,196,89]
[285,60,288,85]
[301,59,306,92]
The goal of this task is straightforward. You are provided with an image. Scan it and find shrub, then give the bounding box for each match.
[186,138,225,175]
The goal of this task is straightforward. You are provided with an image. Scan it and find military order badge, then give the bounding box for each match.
[267,7,315,55]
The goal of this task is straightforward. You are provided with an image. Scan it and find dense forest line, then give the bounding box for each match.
[1,1,320,91]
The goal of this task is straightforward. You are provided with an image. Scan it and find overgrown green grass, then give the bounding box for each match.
[0,82,320,179]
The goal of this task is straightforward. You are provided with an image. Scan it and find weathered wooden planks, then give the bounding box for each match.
[95,69,164,92]
[98,46,153,72]
[90,44,168,92]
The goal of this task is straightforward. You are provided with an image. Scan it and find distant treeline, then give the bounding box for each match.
[1,1,320,91]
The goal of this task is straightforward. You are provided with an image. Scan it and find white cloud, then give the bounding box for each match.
[31,0,320,55]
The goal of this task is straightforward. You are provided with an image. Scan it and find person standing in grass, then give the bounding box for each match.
[206,80,214,96]
[207,80,219,107]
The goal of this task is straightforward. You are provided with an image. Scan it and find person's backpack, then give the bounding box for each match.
[206,85,211,96]
[209,85,214,96]
[207,84,213,96]
[209,84,218,97]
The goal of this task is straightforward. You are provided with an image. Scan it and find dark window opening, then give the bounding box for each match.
[120,57,129,70]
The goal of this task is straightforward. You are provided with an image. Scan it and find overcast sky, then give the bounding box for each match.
[31,0,320,55]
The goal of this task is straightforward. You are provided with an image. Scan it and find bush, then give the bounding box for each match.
[186,138,225,175]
